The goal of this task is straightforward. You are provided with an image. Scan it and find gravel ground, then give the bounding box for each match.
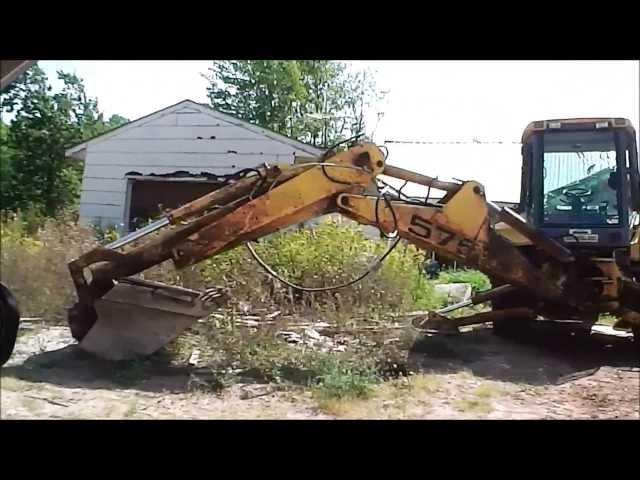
[1,321,638,420]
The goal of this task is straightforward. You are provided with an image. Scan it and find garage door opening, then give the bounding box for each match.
[126,177,222,231]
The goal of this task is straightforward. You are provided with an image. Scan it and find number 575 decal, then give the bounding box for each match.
[408,214,473,257]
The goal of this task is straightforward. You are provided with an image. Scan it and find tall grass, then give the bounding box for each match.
[195,218,445,315]
[1,214,455,320]
[0,210,97,319]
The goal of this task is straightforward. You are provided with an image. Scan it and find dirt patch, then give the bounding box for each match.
[1,321,638,419]
[407,324,639,419]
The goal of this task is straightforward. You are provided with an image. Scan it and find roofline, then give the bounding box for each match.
[65,99,325,160]
[190,101,326,154]
[65,99,202,158]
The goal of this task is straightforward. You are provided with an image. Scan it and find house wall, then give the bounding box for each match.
[78,104,321,231]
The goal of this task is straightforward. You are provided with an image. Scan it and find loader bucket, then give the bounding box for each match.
[77,278,218,361]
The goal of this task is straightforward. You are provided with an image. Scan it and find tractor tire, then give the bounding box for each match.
[0,283,20,367]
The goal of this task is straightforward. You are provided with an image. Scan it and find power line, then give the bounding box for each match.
[385,138,521,145]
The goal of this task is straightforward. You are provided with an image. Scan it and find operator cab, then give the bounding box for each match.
[520,118,639,250]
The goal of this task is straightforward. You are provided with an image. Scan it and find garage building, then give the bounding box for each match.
[66,99,324,232]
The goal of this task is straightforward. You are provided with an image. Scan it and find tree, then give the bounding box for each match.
[0,121,16,209]
[105,114,129,130]
[205,61,379,148]
[1,64,129,216]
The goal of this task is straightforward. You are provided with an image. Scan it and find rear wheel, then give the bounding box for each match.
[0,283,20,367]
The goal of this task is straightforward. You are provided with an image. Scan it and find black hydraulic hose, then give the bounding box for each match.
[246,237,401,293]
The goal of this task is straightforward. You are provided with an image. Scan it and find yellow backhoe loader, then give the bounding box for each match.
[1,65,638,364]
[6,116,639,362]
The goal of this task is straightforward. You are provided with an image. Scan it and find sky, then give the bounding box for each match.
[34,60,640,201]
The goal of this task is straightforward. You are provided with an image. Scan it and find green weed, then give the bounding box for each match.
[436,269,491,293]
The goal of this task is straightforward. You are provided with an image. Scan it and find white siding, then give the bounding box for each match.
[151,114,179,126]
[81,178,128,193]
[88,140,299,155]
[115,125,266,140]
[176,112,231,126]
[77,101,322,231]
[79,190,123,205]
[84,152,289,168]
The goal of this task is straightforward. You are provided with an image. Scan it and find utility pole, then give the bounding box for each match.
[322,90,328,148]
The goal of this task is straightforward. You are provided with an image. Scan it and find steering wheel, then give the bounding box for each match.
[563,186,591,198]
[558,186,591,207]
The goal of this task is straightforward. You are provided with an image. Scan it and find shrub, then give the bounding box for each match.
[196,218,446,315]
[312,357,380,400]
[170,312,383,396]
[436,268,491,293]
[90,222,121,244]
[0,214,454,320]
[0,211,97,320]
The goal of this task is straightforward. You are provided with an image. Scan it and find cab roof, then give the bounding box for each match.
[521,118,636,144]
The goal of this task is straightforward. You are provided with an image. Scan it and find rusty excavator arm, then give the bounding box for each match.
[67,143,618,360]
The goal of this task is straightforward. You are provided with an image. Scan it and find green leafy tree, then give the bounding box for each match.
[1,64,129,216]
[0,121,16,209]
[205,60,379,148]
[105,114,129,130]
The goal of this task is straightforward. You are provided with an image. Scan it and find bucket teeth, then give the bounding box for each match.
[74,278,218,361]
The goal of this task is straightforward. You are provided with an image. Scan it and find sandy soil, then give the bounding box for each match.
[1,321,638,420]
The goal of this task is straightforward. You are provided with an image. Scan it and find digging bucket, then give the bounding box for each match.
[77,278,218,361]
